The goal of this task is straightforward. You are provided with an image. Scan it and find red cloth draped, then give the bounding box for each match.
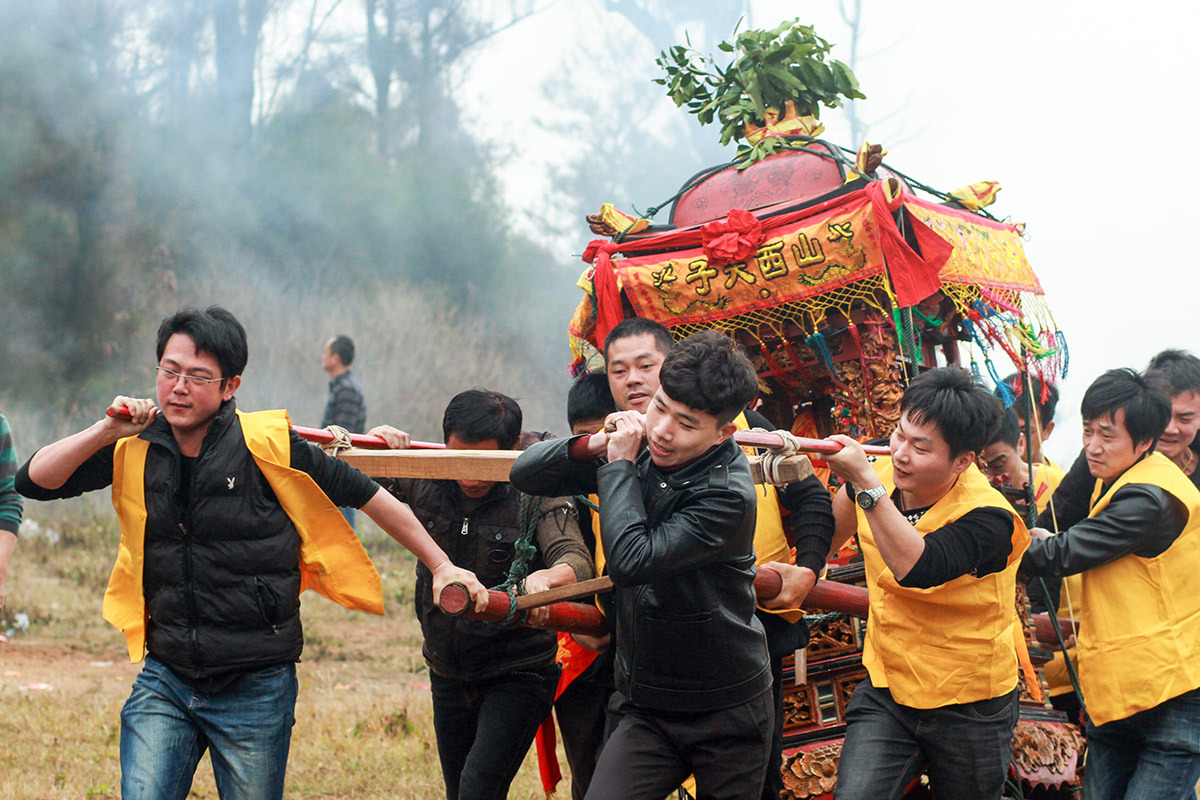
[865,181,952,307]
[582,184,959,350]
[533,633,602,797]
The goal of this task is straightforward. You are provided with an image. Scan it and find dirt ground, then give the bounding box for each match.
[1,640,139,692]
[0,521,556,800]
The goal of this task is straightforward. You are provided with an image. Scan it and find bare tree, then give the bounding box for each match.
[839,0,866,145]
[366,0,400,155]
[364,0,543,158]
[212,0,274,143]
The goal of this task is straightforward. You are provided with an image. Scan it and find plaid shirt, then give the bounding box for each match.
[0,413,22,534]
[321,370,366,433]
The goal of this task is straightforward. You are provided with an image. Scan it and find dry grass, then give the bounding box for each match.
[0,507,560,799]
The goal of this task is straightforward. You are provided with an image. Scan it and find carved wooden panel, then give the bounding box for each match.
[805,615,860,658]
[781,742,842,800]
[782,684,815,728]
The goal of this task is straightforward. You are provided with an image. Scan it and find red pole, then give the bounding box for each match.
[438,587,606,636]
[1032,613,1078,647]
[106,407,445,450]
[291,425,445,450]
[111,408,885,455]
[733,429,890,457]
[439,566,869,637]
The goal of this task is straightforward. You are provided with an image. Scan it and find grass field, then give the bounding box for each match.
[0,501,555,799]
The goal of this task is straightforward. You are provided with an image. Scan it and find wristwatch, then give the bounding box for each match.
[856,484,888,510]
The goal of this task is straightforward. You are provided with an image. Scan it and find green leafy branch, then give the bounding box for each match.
[654,19,865,165]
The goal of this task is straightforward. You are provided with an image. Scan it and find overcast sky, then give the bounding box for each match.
[459,0,1197,462]
[748,0,1198,462]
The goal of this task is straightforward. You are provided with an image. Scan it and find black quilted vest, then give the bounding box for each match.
[139,401,303,680]
[406,479,555,680]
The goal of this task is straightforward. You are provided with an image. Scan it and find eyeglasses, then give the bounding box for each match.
[156,366,225,387]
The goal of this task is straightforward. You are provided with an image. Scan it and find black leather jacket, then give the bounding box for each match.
[511,435,771,712]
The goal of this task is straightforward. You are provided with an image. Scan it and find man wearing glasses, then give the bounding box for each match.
[16,306,486,800]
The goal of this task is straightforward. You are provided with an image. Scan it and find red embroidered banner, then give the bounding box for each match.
[905,198,1042,294]
[616,194,886,328]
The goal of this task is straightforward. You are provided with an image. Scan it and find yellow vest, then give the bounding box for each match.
[1033,461,1065,515]
[1075,452,1200,725]
[733,413,803,623]
[856,458,1030,708]
[589,493,607,614]
[104,409,384,662]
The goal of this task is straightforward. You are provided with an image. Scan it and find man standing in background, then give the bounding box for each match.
[0,412,22,611]
[322,335,367,525]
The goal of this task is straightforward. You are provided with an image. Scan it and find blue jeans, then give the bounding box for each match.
[833,678,1018,800]
[120,656,298,800]
[1083,686,1200,800]
[339,507,356,528]
[429,664,560,800]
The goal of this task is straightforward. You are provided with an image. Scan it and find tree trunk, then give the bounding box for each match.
[211,0,270,144]
[366,0,398,158]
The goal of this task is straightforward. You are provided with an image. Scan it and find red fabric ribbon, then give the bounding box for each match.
[533,633,603,797]
[583,239,625,351]
[864,181,952,307]
[534,715,562,797]
[700,208,764,267]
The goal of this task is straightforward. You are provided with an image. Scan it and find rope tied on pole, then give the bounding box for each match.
[317,425,354,456]
[491,493,544,626]
[750,427,811,485]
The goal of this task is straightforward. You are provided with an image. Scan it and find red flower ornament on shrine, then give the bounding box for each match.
[701,208,764,267]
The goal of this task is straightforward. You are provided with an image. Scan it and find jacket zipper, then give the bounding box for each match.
[627,583,648,699]
[182,448,204,672]
[180,517,201,670]
[255,577,280,634]
[444,493,506,671]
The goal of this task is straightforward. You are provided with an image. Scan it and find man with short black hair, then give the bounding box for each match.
[825,367,1029,800]
[1022,368,1200,799]
[603,318,674,414]
[512,331,773,799]
[1039,350,1200,534]
[321,334,367,526]
[1144,349,1200,480]
[599,319,833,800]
[17,306,486,800]
[1003,371,1059,465]
[370,389,593,800]
[568,371,618,437]
[321,334,366,434]
[979,406,1066,515]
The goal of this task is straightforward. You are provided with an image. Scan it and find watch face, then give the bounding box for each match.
[856,491,874,510]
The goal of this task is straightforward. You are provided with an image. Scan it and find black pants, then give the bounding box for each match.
[429,663,559,800]
[555,648,614,800]
[586,690,773,800]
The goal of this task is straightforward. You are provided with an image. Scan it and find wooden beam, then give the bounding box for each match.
[748,454,814,484]
[514,576,614,610]
[340,448,519,482]
[341,448,814,486]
